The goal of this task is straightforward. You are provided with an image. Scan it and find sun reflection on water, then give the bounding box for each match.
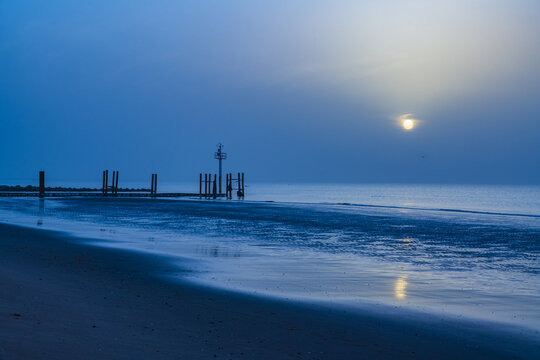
[399,238,414,246]
[394,276,408,299]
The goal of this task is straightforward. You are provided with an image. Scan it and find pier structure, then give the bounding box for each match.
[1,170,245,199]
[1,147,245,199]
[196,143,245,199]
[0,170,209,198]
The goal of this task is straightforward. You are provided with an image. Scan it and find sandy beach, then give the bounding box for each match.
[0,222,538,359]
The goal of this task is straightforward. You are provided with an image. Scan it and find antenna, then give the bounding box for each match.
[214,143,227,193]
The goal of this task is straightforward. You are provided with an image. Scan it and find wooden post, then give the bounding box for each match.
[204,174,208,195]
[105,170,109,195]
[237,172,241,197]
[102,171,105,195]
[39,171,45,198]
[199,173,202,196]
[241,172,245,197]
[230,173,233,198]
[151,173,157,195]
[226,174,229,198]
[213,174,217,198]
[219,174,222,194]
[111,171,116,195]
[115,171,119,195]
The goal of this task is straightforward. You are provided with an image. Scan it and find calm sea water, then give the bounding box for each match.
[245,183,540,215]
[0,184,539,330]
[17,180,540,216]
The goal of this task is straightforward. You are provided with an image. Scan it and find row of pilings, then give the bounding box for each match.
[199,172,244,198]
[102,170,120,195]
[6,170,246,199]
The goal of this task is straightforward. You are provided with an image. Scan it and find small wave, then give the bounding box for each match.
[330,202,540,218]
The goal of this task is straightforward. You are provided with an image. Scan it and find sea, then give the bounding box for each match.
[1,183,539,330]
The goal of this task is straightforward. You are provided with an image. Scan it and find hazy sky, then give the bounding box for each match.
[1,0,539,184]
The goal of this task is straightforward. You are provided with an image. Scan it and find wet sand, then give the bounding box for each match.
[0,223,538,359]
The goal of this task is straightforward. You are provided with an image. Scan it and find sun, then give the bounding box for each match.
[402,118,414,130]
[396,113,419,131]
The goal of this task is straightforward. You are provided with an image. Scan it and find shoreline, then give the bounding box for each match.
[1,222,539,359]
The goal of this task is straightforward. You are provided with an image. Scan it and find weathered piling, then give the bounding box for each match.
[204,174,208,195]
[230,173,234,198]
[199,173,202,196]
[225,174,229,198]
[226,172,233,198]
[101,170,120,195]
[150,173,157,195]
[237,172,241,197]
[39,171,45,198]
[213,174,217,198]
[105,170,109,195]
[241,172,245,197]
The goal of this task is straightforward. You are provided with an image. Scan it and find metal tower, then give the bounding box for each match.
[214,143,227,193]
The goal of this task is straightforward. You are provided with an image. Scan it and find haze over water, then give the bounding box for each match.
[1,1,539,185]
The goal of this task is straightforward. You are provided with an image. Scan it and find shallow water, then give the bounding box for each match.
[0,184,539,330]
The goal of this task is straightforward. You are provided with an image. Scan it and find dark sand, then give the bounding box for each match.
[0,223,538,359]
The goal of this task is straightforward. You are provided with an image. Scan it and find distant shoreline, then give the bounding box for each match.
[0,185,148,192]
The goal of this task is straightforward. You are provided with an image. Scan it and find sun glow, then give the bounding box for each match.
[397,114,418,131]
[402,119,414,130]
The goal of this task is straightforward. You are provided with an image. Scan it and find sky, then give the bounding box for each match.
[1,0,539,185]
